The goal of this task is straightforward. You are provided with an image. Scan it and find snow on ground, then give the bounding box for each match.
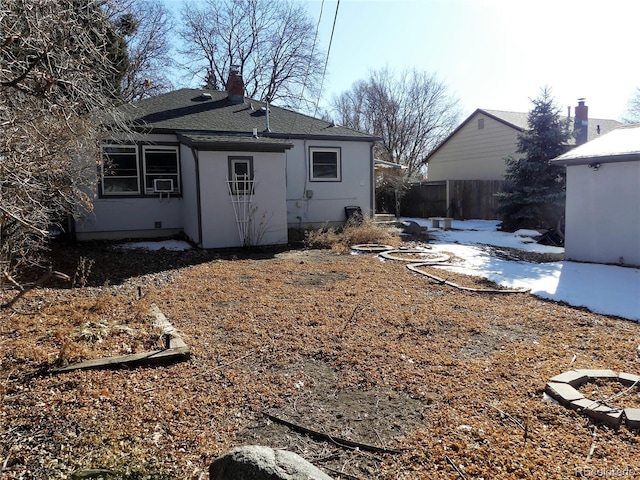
[114,239,193,252]
[112,221,640,322]
[402,218,640,322]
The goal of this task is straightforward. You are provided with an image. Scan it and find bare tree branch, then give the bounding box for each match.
[0,0,132,293]
[178,0,324,110]
[332,67,461,178]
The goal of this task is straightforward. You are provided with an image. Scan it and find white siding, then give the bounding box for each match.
[180,145,200,245]
[75,197,183,240]
[285,139,373,228]
[196,150,288,249]
[75,134,183,240]
[564,161,640,266]
[76,133,374,245]
[427,113,521,181]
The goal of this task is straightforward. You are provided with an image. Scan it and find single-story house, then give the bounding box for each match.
[552,125,640,267]
[74,69,380,248]
[416,101,621,219]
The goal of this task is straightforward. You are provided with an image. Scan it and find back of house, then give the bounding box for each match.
[75,70,379,248]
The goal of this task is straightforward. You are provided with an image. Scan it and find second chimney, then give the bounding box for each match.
[226,65,244,104]
[574,98,588,145]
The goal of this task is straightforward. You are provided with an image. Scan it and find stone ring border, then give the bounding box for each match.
[545,369,640,430]
[350,244,395,253]
[379,249,450,263]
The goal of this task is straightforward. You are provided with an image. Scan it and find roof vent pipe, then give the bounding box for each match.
[265,101,271,132]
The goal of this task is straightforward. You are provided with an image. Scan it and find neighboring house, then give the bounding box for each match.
[415,101,621,219]
[74,69,379,248]
[552,125,640,267]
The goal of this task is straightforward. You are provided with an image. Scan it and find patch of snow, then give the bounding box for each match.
[114,240,192,251]
[401,218,640,322]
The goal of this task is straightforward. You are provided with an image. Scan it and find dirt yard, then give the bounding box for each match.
[1,239,639,479]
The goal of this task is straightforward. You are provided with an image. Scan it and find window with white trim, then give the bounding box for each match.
[309,147,341,181]
[101,145,140,195]
[228,156,254,194]
[101,144,180,196]
[143,145,180,194]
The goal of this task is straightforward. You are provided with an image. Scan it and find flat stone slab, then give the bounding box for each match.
[625,408,640,430]
[570,398,599,410]
[549,370,589,387]
[583,402,624,427]
[574,369,618,379]
[545,382,584,405]
[618,371,640,386]
[548,369,640,431]
[569,398,624,427]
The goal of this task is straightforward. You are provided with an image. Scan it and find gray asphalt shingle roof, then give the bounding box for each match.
[120,89,377,142]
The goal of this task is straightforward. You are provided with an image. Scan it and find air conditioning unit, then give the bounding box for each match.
[153,178,174,193]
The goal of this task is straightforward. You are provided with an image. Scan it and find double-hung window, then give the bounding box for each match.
[101,144,180,196]
[143,145,180,194]
[228,156,254,194]
[309,147,341,182]
[101,145,140,195]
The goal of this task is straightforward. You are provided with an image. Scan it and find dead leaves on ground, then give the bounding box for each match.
[1,246,639,479]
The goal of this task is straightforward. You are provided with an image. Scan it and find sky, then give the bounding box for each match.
[117,219,640,323]
[164,0,640,121]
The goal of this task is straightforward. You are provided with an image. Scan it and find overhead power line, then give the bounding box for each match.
[314,0,340,118]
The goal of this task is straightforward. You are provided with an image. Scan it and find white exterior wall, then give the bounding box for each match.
[564,161,640,266]
[196,150,288,248]
[76,133,374,245]
[285,139,373,228]
[180,145,200,245]
[427,113,520,181]
[76,197,184,240]
[75,134,183,240]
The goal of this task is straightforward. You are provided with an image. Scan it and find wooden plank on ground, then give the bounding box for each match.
[49,346,190,373]
[48,304,190,374]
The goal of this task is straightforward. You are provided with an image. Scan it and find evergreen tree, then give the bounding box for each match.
[496,88,572,231]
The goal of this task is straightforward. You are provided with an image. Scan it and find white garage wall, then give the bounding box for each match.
[564,161,640,266]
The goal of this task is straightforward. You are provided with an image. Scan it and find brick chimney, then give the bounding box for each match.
[226,65,244,104]
[574,98,588,145]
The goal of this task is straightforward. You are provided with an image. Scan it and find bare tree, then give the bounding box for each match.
[104,0,176,102]
[178,0,325,109]
[0,0,128,303]
[332,67,461,178]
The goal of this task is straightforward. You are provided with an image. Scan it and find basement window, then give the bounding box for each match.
[309,147,341,182]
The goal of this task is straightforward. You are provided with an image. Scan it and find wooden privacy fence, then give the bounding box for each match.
[400,180,506,220]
